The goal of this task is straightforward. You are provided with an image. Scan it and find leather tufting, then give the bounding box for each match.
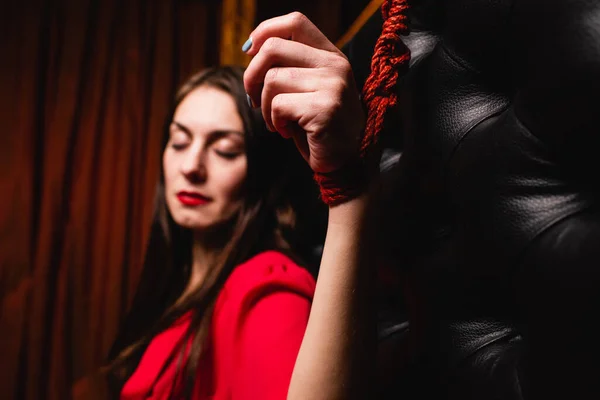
[344,0,600,398]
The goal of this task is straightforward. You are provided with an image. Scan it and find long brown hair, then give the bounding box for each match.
[106,66,321,398]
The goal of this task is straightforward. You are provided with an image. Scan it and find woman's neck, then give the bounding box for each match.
[182,228,229,298]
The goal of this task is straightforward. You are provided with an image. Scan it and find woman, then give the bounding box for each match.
[107,66,322,399]
[109,10,379,400]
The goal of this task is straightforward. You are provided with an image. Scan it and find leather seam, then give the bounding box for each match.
[509,202,596,283]
[439,40,480,75]
[508,107,595,276]
[437,43,511,169]
[442,104,509,176]
[455,330,521,370]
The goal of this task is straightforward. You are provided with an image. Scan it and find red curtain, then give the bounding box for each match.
[0,0,364,398]
[0,0,219,398]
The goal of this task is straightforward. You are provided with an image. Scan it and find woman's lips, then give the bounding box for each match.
[176,191,211,206]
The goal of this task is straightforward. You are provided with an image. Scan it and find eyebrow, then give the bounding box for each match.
[171,120,244,140]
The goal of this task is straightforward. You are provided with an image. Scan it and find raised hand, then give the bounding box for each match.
[243,12,366,174]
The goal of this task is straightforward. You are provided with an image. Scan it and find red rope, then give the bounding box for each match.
[316,0,410,206]
[361,0,410,157]
[314,158,368,206]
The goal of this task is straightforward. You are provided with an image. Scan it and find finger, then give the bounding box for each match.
[291,127,311,165]
[243,12,339,57]
[270,92,318,165]
[275,122,310,166]
[270,92,307,138]
[270,93,311,163]
[244,37,330,106]
[261,67,318,132]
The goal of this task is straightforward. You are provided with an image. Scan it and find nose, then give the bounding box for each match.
[180,146,207,183]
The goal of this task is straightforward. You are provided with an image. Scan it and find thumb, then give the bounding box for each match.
[288,123,310,165]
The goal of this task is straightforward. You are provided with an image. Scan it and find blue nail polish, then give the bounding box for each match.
[246,93,253,108]
[242,37,252,52]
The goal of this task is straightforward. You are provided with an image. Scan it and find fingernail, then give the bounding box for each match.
[242,37,252,52]
[246,93,254,108]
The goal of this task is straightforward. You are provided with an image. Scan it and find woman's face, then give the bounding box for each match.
[163,85,247,231]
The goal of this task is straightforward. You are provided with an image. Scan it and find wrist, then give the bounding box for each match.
[314,157,374,206]
[327,191,370,228]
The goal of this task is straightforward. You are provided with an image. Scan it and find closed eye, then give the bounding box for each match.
[169,122,192,150]
[215,150,241,159]
[171,142,188,151]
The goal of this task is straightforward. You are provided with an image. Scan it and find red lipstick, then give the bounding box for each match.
[176,191,211,206]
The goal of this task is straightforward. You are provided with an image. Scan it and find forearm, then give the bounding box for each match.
[288,192,374,400]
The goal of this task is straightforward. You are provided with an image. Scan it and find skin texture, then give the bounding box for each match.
[244,12,373,400]
[163,86,247,231]
[243,12,365,174]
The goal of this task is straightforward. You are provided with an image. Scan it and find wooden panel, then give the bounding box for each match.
[220,0,256,66]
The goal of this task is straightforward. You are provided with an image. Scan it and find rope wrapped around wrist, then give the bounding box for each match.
[313,158,371,206]
[314,0,410,207]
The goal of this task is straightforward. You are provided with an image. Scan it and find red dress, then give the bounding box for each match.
[121,251,316,400]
